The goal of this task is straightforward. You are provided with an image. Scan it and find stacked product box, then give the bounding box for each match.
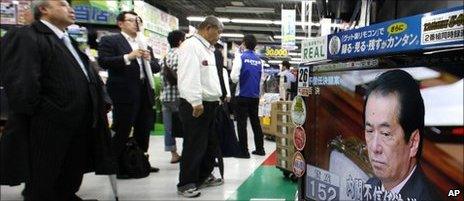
[272,101,296,172]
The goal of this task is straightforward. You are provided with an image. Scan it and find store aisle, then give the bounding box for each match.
[0,122,294,201]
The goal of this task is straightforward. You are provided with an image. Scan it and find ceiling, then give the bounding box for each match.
[148,0,321,45]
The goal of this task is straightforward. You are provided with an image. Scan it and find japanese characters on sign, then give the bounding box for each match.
[306,165,341,201]
[327,16,421,60]
[313,59,379,72]
[421,9,463,45]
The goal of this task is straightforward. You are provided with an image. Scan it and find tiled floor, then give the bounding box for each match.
[1,122,278,200]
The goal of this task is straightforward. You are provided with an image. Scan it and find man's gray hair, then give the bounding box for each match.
[198,16,224,30]
[31,0,49,20]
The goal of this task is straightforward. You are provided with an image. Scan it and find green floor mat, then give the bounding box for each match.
[227,167,297,201]
[151,123,165,136]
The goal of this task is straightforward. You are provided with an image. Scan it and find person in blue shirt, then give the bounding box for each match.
[231,34,265,158]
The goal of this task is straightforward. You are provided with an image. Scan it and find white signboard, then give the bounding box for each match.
[301,36,328,62]
[421,9,464,45]
[297,67,310,97]
[281,9,296,50]
[306,164,341,201]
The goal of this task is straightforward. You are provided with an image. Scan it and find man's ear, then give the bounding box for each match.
[409,129,420,158]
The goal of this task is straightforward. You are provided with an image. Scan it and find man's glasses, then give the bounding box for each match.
[124,18,142,23]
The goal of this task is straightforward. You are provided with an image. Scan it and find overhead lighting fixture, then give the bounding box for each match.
[221,33,244,38]
[187,16,321,27]
[186,16,231,23]
[289,61,302,64]
[268,60,282,64]
[231,1,245,6]
[291,58,302,61]
[273,35,308,40]
[288,52,301,56]
[231,19,273,24]
[215,6,275,14]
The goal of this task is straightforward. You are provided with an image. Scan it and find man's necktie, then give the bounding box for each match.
[62,34,89,80]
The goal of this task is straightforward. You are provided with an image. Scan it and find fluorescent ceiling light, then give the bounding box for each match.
[288,52,301,56]
[289,61,301,64]
[291,58,302,61]
[231,1,245,6]
[273,35,308,40]
[187,16,321,26]
[221,33,244,38]
[273,21,321,26]
[215,6,274,14]
[187,16,231,23]
[231,19,273,24]
[268,60,282,64]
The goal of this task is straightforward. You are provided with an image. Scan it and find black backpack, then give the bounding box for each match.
[120,138,151,179]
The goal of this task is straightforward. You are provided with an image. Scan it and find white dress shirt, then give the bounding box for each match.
[177,34,222,106]
[121,31,144,79]
[40,20,88,80]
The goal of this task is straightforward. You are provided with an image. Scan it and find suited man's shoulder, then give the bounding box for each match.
[100,33,123,43]
[402,167,442,200]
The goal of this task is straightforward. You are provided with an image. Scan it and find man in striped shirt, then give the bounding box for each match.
[160,30,185,164]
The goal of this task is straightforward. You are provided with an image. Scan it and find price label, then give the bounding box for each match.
[298,67,310,97]
[306,165,340,201]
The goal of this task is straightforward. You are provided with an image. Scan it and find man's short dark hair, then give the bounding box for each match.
[243,34,257,50]
[116,11,138,22]
[167,30,185,48]
[282,60,291,69]
[364,69,425,159]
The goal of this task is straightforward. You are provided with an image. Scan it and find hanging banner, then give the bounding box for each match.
[72,0,121,25]
[327,6,463,60]
[281,9,296,50]
[134,1,179,37]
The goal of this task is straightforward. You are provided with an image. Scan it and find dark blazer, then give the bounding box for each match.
[97,33,160,105]
[366,165,441,200]
[0,21,116,185]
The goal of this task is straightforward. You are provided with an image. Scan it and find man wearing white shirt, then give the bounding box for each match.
[176,16,224,198]
[98,11,161,178]
[364,70,439,200]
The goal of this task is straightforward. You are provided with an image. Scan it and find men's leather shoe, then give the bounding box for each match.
[150,166,160,173]
[252,150,266,156]
[116,174,130,179]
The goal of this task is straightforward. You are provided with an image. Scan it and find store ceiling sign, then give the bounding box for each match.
[73,0,119,25]
[327,6,463,60]
[281,9,296,50]
[327,15,421,60]
[301,36,327,63]
[265,47,288,57]
[421,8,463,45]
[134,1,179,37]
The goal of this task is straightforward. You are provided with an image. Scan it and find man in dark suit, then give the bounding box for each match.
[363,70,439,200]
[98,11,160,178]
[0,0,115,200]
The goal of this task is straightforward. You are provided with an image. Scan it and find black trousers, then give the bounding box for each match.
[111,81,154,170]
[177,98,219,190]
[236,97,264,153]
[26,120,92,201]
